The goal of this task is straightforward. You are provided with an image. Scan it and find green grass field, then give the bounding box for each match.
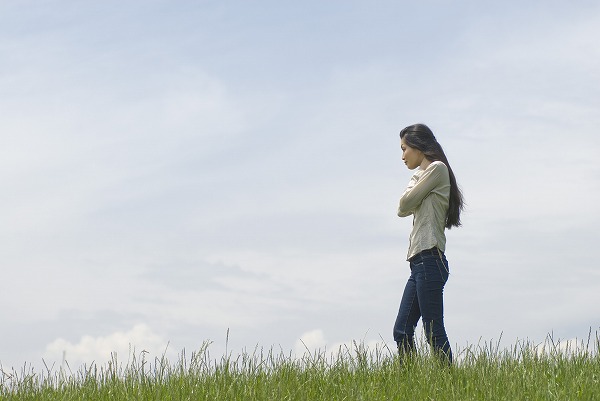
[1,336,599,400]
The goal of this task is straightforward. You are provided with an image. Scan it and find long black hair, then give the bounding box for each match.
[400,123,464,228]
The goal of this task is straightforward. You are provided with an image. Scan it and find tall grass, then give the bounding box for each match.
[1,334,599,400]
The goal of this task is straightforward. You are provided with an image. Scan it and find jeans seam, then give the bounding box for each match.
[436,248,449,274]
[403,284,418,337]
[436,259,445,280]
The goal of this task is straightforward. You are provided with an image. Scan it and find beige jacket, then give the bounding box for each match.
[398,161,450,260]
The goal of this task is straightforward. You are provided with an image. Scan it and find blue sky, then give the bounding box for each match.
[1,0,600,370]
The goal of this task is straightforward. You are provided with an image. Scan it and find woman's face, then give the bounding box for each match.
[401,138,425,170]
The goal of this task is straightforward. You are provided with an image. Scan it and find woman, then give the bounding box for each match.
[393,123,464,364]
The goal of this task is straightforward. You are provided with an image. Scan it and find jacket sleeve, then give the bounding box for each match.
[397,162,447,217]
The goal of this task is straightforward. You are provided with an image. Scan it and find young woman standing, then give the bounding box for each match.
[393,123,464,364]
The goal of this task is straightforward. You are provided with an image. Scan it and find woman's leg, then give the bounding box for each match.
[393,268,421,355]
[417,254,452,363]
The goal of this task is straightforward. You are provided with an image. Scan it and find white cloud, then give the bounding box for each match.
[294,329,391,360]
[43,324,169,369]
[294,329,327,356]
[535,335,598,357]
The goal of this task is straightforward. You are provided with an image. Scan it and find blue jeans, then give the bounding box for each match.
[393,247,452,363]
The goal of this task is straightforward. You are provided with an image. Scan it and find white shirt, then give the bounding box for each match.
[398,161,450,260]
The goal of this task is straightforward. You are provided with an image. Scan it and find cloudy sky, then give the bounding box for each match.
[1,0,599,370]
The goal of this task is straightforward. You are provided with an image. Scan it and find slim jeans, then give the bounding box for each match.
[393,247,452,363]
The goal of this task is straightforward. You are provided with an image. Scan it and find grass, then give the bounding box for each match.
[1,335,599,400]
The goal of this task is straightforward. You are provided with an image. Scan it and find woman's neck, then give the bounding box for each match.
[419,158,432,170]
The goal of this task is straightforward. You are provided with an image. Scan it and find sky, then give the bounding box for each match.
[1,0,600,371]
